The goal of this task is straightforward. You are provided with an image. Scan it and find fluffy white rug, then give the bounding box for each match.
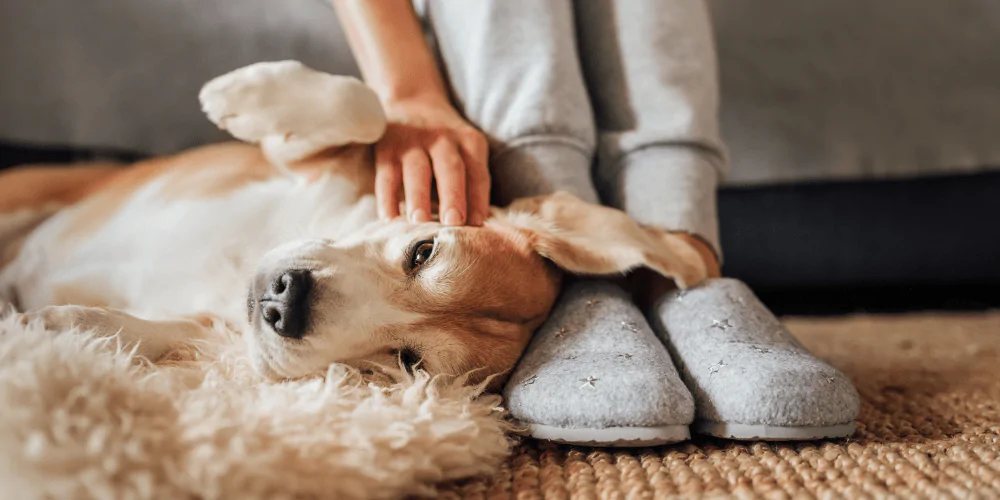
[0,316,514,499]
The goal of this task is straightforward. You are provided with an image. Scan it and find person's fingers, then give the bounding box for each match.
[429,137,467,226]
[374,145,401,220]
[459,132,490,226]
[401,147,433,223]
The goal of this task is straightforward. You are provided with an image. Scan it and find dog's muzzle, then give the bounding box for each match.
[256,269,313,339]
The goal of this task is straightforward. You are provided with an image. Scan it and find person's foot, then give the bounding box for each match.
[650,278,860,440]
[503,280,694,447]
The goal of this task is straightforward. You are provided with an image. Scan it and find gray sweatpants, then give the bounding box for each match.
[0,0,725,253]
[417,0,727,254]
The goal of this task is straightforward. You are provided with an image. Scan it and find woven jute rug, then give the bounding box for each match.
[438,311,1000,498]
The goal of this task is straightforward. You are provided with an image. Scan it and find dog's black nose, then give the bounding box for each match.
[259,269,312,339]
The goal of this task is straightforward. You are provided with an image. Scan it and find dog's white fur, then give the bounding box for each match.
[0,315,514,499]
[0,61,708,386]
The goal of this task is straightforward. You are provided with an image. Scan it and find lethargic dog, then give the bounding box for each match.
[0,61,707,386]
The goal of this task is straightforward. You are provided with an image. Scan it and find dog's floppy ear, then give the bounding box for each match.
[199,60,387,165]
[498,192,709,289]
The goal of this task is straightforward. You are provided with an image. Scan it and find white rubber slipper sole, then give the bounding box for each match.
[524,423,690,447]
[694,421,856,441]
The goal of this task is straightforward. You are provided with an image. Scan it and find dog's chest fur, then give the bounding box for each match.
[1,171,377,322]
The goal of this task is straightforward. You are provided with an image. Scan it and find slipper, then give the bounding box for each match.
[504,280,694,447]
[650,278,860,440]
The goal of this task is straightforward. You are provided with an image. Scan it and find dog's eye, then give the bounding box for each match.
[391,348,422,373]
[407,239,436,271]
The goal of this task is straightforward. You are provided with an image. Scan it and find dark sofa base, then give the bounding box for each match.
[719,172,1000,288]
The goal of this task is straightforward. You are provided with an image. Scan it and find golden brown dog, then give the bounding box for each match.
[0,62,708,385]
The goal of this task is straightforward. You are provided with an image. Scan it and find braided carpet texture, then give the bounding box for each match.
[438,311,1000,499]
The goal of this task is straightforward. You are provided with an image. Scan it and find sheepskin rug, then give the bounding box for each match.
[0,315,514,499]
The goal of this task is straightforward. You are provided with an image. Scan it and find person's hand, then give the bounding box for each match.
[374,96,490,226]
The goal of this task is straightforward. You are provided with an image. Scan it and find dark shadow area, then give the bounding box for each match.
[755,283,1000,316]
[719,171,1000,293]
[721,172,1000,315]
[0,140,143,171]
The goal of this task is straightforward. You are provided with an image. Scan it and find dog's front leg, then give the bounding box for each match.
[19,306,211,361]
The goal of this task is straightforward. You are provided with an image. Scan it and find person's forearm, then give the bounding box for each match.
[332,0,450,105]
[333,0,491,227]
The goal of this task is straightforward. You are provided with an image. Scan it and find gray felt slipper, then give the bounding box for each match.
[504,280,694,447]
[650,278,860,441]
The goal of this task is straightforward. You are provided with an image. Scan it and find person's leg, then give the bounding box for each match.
[416,0,696,446]
[575,0,859,439]
[576,0,725,256]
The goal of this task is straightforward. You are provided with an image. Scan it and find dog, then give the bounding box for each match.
[0,61,709,386]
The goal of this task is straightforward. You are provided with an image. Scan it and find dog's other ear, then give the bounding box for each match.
[199,60,387,165]
[499,192,709,289]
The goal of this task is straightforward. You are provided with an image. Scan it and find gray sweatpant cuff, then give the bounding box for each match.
[490,138,599,206]
[606,147,722,260]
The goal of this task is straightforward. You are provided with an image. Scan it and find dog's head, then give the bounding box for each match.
[246,192,708,386]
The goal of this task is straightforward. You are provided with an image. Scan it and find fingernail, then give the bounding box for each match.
[443,209,463,226]
[468,211,483,226]
[410,209,428,223]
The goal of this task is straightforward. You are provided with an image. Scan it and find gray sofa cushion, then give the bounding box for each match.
[0,0,356,155]
[712,0,1000,185]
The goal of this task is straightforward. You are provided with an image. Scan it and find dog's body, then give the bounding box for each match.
[4,144,372,315]
[0,62,707,384]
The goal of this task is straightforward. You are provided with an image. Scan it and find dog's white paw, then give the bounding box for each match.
[199,60,387,164]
